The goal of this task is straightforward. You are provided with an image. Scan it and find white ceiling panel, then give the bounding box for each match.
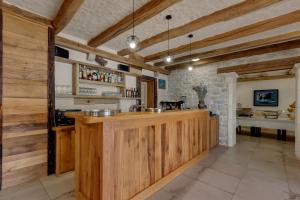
[4,0,63,19]
[62,0,149,41]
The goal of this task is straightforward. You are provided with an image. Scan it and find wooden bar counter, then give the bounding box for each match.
[67,109,210,200]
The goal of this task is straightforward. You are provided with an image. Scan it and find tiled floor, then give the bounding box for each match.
[1,135,300,200]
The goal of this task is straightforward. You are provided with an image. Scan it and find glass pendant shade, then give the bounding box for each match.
[188,65,193,71]
[127,35,140,50]
[165,55,174,63]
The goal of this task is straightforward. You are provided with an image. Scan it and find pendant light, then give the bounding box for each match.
[188,34,194,71]
[164,15,174,63]
[127,0,140,50]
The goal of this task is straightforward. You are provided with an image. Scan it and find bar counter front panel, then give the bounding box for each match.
[69,110,210,200]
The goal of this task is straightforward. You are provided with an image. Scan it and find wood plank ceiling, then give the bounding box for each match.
[3,0,300,74]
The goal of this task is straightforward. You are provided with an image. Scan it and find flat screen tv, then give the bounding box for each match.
[253,89,278,107]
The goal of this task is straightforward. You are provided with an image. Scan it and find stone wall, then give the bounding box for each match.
[168,64,229,145]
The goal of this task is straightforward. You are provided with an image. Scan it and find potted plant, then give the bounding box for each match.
[193,83,207,109]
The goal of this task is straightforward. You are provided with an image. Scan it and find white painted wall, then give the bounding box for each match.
[237,78,295,112]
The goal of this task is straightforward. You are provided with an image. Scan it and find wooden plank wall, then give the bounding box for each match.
[0,8,3,190]
[2,13,49,188]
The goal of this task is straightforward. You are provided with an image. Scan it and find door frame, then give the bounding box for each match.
[140,75,158,108]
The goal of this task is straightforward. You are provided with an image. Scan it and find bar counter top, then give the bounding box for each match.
[66,109,207,124]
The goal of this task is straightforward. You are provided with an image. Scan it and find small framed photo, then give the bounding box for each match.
[158,79,166,89]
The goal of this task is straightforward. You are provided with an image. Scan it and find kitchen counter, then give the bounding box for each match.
[67,109,210,200]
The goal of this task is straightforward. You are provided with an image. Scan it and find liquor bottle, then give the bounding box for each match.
[82,66,87,79]
[108,73,111,83]
[100,72,104,82]
[133,88,136,98]
[104,72,108,82]
[92,70,98,81]
[96,70,100,81]
[79,65,83,79]
[87,68,92,80]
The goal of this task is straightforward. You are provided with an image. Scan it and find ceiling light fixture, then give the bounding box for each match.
[127,0,140,50]
[188,34,194,71]
[192,58,200,62]
[164,15,174,63]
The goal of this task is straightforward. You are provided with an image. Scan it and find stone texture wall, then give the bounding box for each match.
[168,64,229,145]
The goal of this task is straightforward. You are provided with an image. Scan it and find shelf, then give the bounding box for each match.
[79,79,125,88]
[121,97,141,100]
[55,56,142,77]
[55,94,140,100]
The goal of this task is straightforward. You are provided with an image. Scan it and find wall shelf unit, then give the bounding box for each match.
[55,56,142,77]
[78,79,125,88]
[55,94,141,100]
[55,56,141,105]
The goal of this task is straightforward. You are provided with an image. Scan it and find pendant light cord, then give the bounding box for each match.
[190,37,192,65]
[132,0,135,36]
[168,19,170,56]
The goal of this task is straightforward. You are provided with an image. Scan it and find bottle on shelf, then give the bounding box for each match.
[79,65,83,79]
[104,72,108,82]
[92,70,98,81]
[82,66,87,79]
[87,68,92,80]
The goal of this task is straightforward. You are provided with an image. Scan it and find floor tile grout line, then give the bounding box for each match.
[230,140,259,200]
[39,179,53,200]
[282,148,295,198]
[196,178,236,196]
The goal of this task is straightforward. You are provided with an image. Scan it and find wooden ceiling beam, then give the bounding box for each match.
[118,0,282,56]
[238,74,295,82]
[52,0,85,34]
[217,56,300,75]
[165,39,300,70]
[144,9,300,62]
[162,30,300,67]
[88,0,182,47]
[55,36,170,75]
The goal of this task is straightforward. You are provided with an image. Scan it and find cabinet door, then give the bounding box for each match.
[209,117,219,149]
[56,129,75,175]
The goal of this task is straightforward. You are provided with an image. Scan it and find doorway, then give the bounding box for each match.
[140,76,157,108]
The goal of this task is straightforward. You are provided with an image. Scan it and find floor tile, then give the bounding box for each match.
[211,158,247,178]
[183,162,206,179]
[175,181,233,200]
[251,149,284,165]
[232,195,247,200]
[40,172,75,199]
[248,160,287,181]
[55,191,75,200]
[235,170,290,200]
[147,190,174,200]
[162,174,195,195]
[0,180,50,200]
[198,168,240,193]
[286,165,300,195]
[197,153,218,168]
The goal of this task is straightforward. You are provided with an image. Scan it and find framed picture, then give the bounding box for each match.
[253,89,279,107]
[158,79,166,89]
